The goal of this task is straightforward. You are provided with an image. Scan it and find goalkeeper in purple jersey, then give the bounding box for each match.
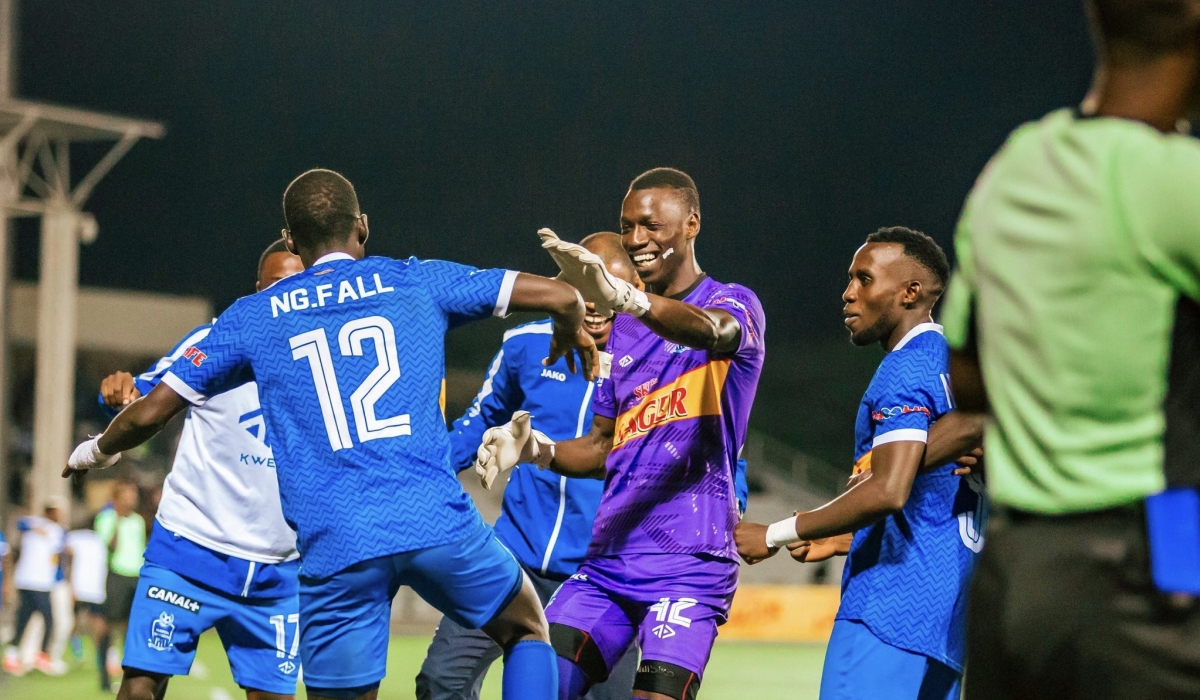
[475,168,764,700]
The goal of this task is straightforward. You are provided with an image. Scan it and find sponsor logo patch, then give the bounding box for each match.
[147,586,202,613]
[618,355,633,368]
[148,612,175,651]
[181,346,207,367]
[633,378,658,401]
[872,404,931,422]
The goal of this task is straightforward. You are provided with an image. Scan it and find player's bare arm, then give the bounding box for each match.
[62,382,189,478]
[949,344,989,413]
[507,272,597,381]
[735,440,926,564]
[549,414,614,480]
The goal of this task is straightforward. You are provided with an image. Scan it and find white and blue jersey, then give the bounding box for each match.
[836,323,986,674]
[162,253,518,579]
[102,325,299,599]
[450,319,752,579]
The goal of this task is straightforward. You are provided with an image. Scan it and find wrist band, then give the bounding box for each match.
[765,516,801,549]
[625,289,651,317]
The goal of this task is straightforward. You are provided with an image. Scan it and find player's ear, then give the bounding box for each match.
[282,228,298,256]
[356,213,370,247]
[902,279,922,307]
[685,210,700,240]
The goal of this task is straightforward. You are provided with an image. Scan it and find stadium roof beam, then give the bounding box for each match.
[0,97,164,519]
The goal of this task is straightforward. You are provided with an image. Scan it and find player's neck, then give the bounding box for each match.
[653,254,704,298]
[882,313,934,352]
[1085,54,1198,133]
[300,244,364,269]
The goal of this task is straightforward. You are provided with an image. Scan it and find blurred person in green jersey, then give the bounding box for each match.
[941,1,1200,698]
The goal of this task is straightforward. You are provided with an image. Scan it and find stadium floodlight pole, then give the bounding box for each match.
[0,59,163,520]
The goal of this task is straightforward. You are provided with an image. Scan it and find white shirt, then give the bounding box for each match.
[151,327,299,563]
[66,530,108,604]
[13,518,65,592]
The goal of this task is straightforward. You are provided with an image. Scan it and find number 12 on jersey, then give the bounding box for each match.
[290,315,411,451]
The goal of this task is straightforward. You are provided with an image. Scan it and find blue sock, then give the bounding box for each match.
[503,640,558,700]
[556,655,589,700]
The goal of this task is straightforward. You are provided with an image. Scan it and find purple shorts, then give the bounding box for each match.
[545,552,738,677]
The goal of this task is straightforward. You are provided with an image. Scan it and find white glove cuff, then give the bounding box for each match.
[765,516,801,550]
[623,288,651,318]
[534,437,556,469]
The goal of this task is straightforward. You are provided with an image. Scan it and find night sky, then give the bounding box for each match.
[18,2,1096,461]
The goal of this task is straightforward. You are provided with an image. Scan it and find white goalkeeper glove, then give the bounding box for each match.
[538,228,651,318]
[64,434,121,476]
[474,411,556,490]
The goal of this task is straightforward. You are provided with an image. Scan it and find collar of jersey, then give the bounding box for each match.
[891,321,943,352]
[313,252,356,265]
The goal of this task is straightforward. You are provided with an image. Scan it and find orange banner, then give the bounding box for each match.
[721,584,841,643]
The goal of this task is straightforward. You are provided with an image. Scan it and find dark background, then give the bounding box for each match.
[17,1,1094,465]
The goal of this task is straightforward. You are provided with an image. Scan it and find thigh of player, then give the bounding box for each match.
[105,572,140,624]
[543,567,640,688]
[212,592,301,697]
[400,522,526,634]
[820,619,960,700]
[298,554,401,693]
[121,562,227,678]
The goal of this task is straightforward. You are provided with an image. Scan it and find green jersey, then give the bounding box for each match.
[94,508,146,577]
[942,108,1200,514]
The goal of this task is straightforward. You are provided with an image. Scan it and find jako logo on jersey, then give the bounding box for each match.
[146,586,202,613]
[182,346,207,367]
[270,274,396,318]
[633,378,659,401]
[663,342,689,355]
[148,612,175,651]
[540,368,566,382]
[872,404,931,422]
[613,360,731,448]
[618,355,633,368]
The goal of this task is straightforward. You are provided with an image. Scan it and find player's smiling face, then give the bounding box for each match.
[843,243,909,347]
[620,188,698,293]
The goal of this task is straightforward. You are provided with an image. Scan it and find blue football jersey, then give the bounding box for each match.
[163,253,517,578]
[836,323,987,672]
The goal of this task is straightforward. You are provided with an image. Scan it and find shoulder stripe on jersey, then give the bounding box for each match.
[872,428,929,448]
[139,325,213,385]
[467,349,505,416]
[939,373,955,410]
[502,320,553,341]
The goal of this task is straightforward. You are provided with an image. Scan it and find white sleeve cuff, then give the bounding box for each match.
[494,270,519,318]
[872,428,929,448]
[161,372,209,406]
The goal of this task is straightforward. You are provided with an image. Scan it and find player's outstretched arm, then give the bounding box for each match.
[735,440,926,564]
[548,414,614,480]
[539,228,741,353]
[506,272,597,380]
[62,383,189,479]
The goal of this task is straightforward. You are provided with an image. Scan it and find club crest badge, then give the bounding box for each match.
[148,612,175,651]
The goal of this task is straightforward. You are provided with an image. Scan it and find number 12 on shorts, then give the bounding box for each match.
[269,613,300,659]
[290,315,412,451]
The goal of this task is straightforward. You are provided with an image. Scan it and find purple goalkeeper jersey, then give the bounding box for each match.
[589,276,766,561]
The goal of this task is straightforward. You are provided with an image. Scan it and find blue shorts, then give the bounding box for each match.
[299,521,524,690]
[123,562,299,695]
[820,619,961,700]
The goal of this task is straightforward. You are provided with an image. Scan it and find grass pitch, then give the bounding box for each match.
[1,634,827,699]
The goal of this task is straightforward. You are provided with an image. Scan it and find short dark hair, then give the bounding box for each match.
[283,169,360,251]
[629,167,700,214]
[257,237,292,279]
[866,226,950,291]
[1089,0,1200,62]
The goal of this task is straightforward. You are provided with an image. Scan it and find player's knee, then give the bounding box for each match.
[117,674,167,700]
[548,623,609,686]
[488,579,549,647]
[633,660,700,700]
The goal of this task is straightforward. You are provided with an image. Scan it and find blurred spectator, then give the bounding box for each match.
[94,479,144,685]
[3,497,68,676]
[66,525,109,684]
